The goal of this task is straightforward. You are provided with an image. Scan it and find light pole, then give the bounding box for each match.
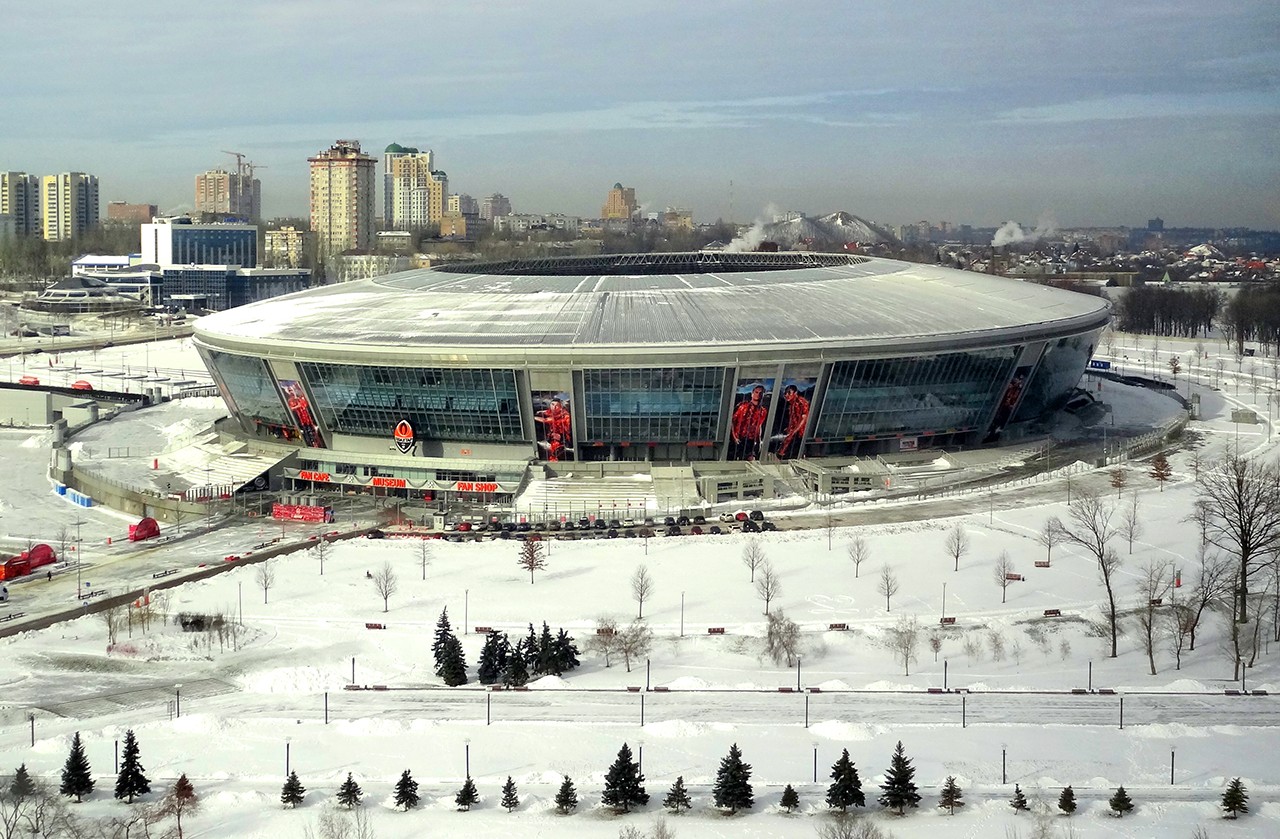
[464,737,471,777]
[285,737,291,777]
[941,582,947,623]
[680,591,685,638]
[174,684,181,718]
[812,742,819,783]
[74,517,84,593]
[1002,742,1007,784]
[637,739,644,776]
[464,589,469,634]
[1170,745,1176,785]
[796,655,802,692]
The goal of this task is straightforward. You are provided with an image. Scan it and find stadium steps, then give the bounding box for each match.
[514,474,658,520]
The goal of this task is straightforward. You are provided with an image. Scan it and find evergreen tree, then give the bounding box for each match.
[440,634,469,686]
[876,740,921,815]
[10,763,37,799]
[1221,777,1248,819]
[1010,783,1028,814]
[938,776,963,814]
[336,772,363,809]
[554,776,578,814]
[524,623,541,675]
[500,776,519,812]
[601,743,649,813]
[1108,785,1133,817]
[393,769,419,811]
[538,622,559,675]
[1057,785,1076,815]
[455,775,478,811]
[663,776,692,813]
[477,631,509,685]
[114,729,151,803]
[825,748,865,811]
[780,784,800,814]
[280,771,306,808]
[555,628,581,672]
[432,608,454,676]
[711,742,754,814]
[502,638,530,687]
[59,731,94,802]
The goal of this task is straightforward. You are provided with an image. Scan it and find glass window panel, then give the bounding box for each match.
[206,350,291,426]
[582,366,725,444]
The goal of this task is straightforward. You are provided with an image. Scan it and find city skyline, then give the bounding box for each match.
[3,1,1276,229]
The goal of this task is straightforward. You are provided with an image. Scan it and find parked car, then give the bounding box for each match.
[749,509,765,521]
[578,517,591,528]
[690,525,703,535]
[516,521,531,532]
[709,525,723,535]
[622,518,636,528]
[761,520,778,532]
[742,519,761,533]
[676,515,691,526]
[693,515,707,525]
[607,528,619,539]
[548,521,562,532]
[623,529,637,538]
[719,512,737,522]
[663,516,677,527]
[665,526,682,537]
[735,511,750,522]
[366,528,386,539]
[644,517,656,527]
[454,521,472,532]
[608,519,622,529]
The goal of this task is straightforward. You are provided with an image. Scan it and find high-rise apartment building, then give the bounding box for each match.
[106,201,158,225]
[385,151,447,229]
[382,144,432,223]
[602,183,637,220]
[479,193,512,221]
[309,140,376,264]
[448,193,479,217]
[195,169,261,221]
[0,172,40,236]
[41,172,99,241]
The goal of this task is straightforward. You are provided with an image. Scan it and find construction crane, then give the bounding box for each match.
[221,150,247,178]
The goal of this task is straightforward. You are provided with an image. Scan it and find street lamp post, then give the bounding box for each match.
[174,684,181,718]
[1170,745,1176,785]
[812,742,819,783]
[680,591,685,638]
[1002,743,1007,784]
[464,737,471,778]
[637,739,644,776]
[796,655,802,692]
[285,737,291,777]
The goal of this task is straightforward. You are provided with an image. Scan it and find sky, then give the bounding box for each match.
[4,1,1278,230]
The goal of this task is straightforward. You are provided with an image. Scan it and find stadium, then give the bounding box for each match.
[192,252,1110,507]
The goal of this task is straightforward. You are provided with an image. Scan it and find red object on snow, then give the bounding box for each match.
[71,380,92,391]
[128,517,160,542]
[0,543,57,581]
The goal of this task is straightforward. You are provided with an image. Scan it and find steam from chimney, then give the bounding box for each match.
[726,204,779,252]
[991,213,1058,247]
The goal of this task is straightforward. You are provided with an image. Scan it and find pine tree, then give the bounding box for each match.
[538,622,559,675]
[502,637,530,687]
[554,776,578,814]
[60,731,94,802]
[114,729,151,803]
[663,776,692,813]
[1057,785,1076,815]
[432,608,454,676]
[393,769,419,811]
[1108,785,1133,817]
[877,740,921,815]
[712,742,754,814]
[440,634,469,686]
[1221,777,1248,819]
[1010,783,1028,814]
[524,623,541,675]
[336,772,363,808]
[501,776,519,812]
[780,784,800,813]
[938,776,963,814]
[280,771,306,808]
[10,763,37,799]
[601,743,649,813]
[477,631,509,685]
[555,628,581,672]
[825,748,865,811]
[455,775,478,811]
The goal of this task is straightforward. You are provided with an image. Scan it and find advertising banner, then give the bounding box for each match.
[277,379,325,448]
[769,375,816,459]
[729,377,774,461]
[532,390,574,461]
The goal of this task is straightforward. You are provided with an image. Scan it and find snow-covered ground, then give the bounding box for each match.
[0,330,1277,837]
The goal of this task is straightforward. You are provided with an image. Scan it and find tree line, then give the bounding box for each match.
[1112,285,1223,337]
[1222,285,1280,354]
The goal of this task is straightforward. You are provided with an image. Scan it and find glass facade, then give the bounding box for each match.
[1013,332,1099,423]
[205,350,292,426]
[582,367,724,444]
[170,227,256,268]
[814,348,1021,442]
[298,363,523,442]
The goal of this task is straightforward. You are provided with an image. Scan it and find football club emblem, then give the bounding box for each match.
[392,419,415,454]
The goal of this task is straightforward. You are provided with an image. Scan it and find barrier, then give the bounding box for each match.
[0,613,26,623]
[152,569,178,579]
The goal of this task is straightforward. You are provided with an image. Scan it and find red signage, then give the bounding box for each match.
[371,476,407,489]
[272,503,332,523]
[298,470,331,482]
[456,481,499,493]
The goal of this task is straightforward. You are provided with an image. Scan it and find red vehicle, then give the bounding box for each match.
[454,521,472,532]
[71,380,92,391]
[128,516,161,542]
[0,543,57,581]
[18,375,39,386]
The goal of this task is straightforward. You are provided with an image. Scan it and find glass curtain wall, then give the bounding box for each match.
[1012,332,1099,423]
[582,367,724,444]
[205,350,292,426]
[298,362,523,442]
[815,348,1021,442]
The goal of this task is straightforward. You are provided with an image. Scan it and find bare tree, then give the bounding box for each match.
[1120,493,1143,554]
[1196,456,1280,623]
[754,562,782,614]
[1058,490,1123,657]
[1183,545,1231,651]
[254,564,275,605]
[1035,517,1065,565]
[616,619,653,673]
[417,538,432,581]
[100,604,124,646]
[1167,600,1196,671]
[157,774,199,839]
[585,616,620,667]
[764,609,801,666]
[877,564,899,612]
[741,541,766,582]
[928,630,943,662]
[631,564,654,619]
[372,561,398,612]
[1135,560,1172,675]
[312,538,330,576]
[1110,468,1128,498]
[516,540,546,584]
[944,524,969,572]
[884,615,921,676]
[815,813,894,839]
[993,551,1015,604]
[846,537,870,578]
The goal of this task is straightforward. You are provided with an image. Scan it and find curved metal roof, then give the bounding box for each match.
[195,254,1109,359]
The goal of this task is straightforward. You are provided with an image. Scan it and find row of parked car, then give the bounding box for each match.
[443,509,775,541]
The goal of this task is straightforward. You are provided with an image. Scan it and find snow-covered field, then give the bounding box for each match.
[0,331,1278,837]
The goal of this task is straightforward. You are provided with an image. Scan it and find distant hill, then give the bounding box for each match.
[761,212,899,248]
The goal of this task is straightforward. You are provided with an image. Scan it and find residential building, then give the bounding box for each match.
[661,207,694,231]
[40,172,99,241]
[448,193,478,217]
[335,253,412,283]
[375,230,413,252]
[602,183,637,220]
[0,172,40,236]
[383,144,432,223]
[439,213,468,238]
[387,152,447,229]
[106,202,158,224]
[0,215,15,240]
[142,217,257,268]
[264,226,312,268]
[492,213,581,235]
[480,193,512,221]
[195,169,261,221]
[309,140,376,266]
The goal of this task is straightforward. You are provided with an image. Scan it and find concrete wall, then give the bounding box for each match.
[0,387,53,425]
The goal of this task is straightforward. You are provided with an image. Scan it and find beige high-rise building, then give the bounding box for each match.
[41,172,99,241]
[602,183,637,220]
[387,153,447,229]
[0,172,40,236]
[309,140,376,265]
[195,169,261,221]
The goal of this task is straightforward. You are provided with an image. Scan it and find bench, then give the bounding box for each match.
[365,622,386,630]
[152,568,178,579]
[939,617,956,625]
[1098,688,1117,695]
[1225,689,1242,696]
[1005,573,1024,581]
[626,686,641,692]
[808,687,822,693]
[1253,689,1269,696]
[708,627,726,635]
[0,613,26,623]
[596,627,616,636]
[653,686,669,692]
[77,590,106,600]
[371,685,388,691]
[1071,688,1088,695]
[777,687,795,693]
[1034,560,1050,568]
[828,622,849,631]
[927,687,944,694]
[1043,609,1062,617]
[1149,598,1163,607]
[474,626,493,634]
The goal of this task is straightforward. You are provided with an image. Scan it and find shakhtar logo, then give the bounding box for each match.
[392,420,415,454]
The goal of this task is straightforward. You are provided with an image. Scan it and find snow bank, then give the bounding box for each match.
[642,720,703,739]
[528,675,570,689]
[240,666,346,694]
[807,721,879,741]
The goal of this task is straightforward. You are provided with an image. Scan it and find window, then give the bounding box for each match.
[582,367,724,444]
